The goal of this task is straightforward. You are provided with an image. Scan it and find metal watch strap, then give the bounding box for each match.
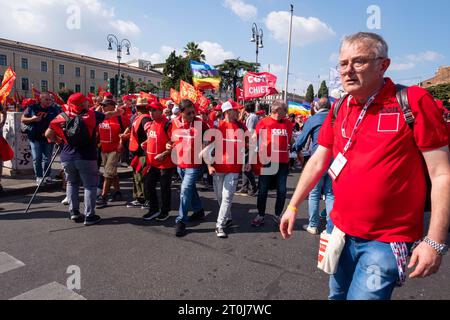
[424,237,448,256]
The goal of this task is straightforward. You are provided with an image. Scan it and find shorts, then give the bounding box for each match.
[101,152,120,179]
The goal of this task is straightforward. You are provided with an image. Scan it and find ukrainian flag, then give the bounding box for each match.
[190,60,221,91]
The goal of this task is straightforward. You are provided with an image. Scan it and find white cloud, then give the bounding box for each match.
[391,50,444,72]
[223,0,257,21]
[390,62,415,71]
[110,20,141,36]
[265,11,335,46]
[198,41,235,65]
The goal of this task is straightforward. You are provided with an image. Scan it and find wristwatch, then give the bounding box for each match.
[423,237,449,256]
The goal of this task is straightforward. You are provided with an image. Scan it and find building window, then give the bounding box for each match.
[90,70,95,79]
[41,80,48,92]
[41,61,48,72]
[157,82,161,87]
[59,82,65,90]
[75,84,81,92]
[0,54,6,66]
[59,64,65,75]
[21,58,28,69]
[104,72,108,81]
[148,79,152,83]
[90,86,95,93]
[22,78,29,91]
[75,67,81,77]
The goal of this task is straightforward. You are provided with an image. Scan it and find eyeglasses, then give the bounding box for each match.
[338,57,385,72]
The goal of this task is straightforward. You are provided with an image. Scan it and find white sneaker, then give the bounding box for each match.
[61,197,69,205]
[216,228,228,239]
[302,224,319,235]
[36,178,45,186]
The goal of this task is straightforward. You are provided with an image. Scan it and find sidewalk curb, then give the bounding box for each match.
[0,170,133,198]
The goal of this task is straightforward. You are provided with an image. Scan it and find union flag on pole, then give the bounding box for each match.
[198,95,210,109]
[180,80,199,103]
[243,72,278,100]
[0,67,16,105]
[170,88,181,105]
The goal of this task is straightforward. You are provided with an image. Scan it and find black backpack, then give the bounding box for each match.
[332,85,433,211]
[61,110,92,148]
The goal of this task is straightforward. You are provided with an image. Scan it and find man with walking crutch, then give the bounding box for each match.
[44,93,124,226]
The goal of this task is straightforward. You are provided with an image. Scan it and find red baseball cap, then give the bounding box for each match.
[68,93,88,107]
[149,101,165,111]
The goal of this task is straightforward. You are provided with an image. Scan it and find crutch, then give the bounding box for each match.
[24,144,62,214]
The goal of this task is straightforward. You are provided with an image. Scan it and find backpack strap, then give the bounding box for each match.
[331,94,349,127]
[164,120,172,137]
[118,116,125,132]
[395,84,415,129]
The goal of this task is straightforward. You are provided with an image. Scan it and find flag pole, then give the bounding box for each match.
[284,4,294,103]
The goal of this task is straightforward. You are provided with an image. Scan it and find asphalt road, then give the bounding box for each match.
[0,170,449,300]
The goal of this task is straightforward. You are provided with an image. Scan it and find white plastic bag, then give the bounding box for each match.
[317,227,346,275]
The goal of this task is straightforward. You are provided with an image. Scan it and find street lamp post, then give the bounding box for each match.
[250,23,264,68]
[107,34,131,98]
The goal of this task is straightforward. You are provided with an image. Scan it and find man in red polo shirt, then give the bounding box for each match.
[252,100,293,227]
[205,100,250,238]
[280,32,450,300]
[169,99,209,237]
[142,101,176,222]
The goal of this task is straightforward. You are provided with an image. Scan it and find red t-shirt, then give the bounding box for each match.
[213,121,248,174]
[318,78,449,243]
[170,116,209,169]
[99,116,129,153]
[144,118,175,169]
[255,117,293,164]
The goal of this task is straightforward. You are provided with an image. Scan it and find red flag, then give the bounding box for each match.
[98,86,105,98]
[198,96,210,109]
[160,98,172,107]
[243,72,278,100]
[0,67,16,105]
[48,91,65,105]
[32,87,41,99]
[236,87,244,100]
[170,88,181,105]
[140,91,158,102]
[0,136,14,161]
[180,80,199,103]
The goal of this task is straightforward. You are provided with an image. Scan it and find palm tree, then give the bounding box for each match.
[184,42,206,62]
[216,59,258,101]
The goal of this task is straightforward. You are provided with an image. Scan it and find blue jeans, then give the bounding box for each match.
[308,172,334,233]
[29,140,54,178]
[329,236,409,300]
[257,163,289,217]
[62,160,99,217]
[176,167,204,224]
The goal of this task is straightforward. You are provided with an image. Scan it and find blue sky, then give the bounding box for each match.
[0,0,448,93]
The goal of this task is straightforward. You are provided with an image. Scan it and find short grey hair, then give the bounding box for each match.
[340,32,389,58]
[271,100,288,113]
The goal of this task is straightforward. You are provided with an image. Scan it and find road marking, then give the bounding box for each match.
[0,252,25,274]
[10,282,86,300]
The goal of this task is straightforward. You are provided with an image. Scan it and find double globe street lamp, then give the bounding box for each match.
[107,34,131,97]
[250,23,264,68]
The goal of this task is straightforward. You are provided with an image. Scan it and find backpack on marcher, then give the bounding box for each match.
[331,85,441,212]
[61,110,92,148]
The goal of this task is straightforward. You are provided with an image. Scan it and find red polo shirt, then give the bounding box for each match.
[144,118,175,169]
[213,121,248,174]
[255,117,293,164]
[318,78,448,243]
[99,116,129,153]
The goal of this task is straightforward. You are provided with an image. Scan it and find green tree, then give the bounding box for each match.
[318,81,329,98]
[161,51,192,91]
[427,83,450,107]
[216,59,258,101]
[125,76,137,94]
[184,42,206,63]
[305,84,315,102]
[58,88,75,103]
[137,81,160,94]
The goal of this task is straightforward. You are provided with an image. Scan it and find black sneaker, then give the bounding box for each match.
[175,221,187,237]
[188,209,205,222]
[108,191,123,202]
[84,215,102,226]
[126,200,144,208]
[96,196,108,209]
[143,211,161,221]
[70,210,82,221]
[156,212,170,222]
